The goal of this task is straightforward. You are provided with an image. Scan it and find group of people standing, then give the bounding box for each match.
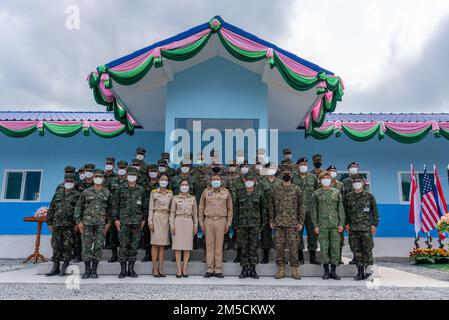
[45,147,379,281]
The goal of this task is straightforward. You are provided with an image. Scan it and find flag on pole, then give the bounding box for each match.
[434,165,448,239]
[408,164,421,235]
[420,166,440,233]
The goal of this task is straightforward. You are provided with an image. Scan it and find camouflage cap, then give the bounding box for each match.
[148,164,158,171]
[84,164,95,171]
[161,152,170,159]
[127,166,139,175]
[280,164,293,173]
[318,171,331,179]
[296,157,308,164]
[312,154,322,163]
[64,166,76,173]
[64,174,76,182]
[117,160,128,168]
[157,159,167,166]
[93,169,104,177]
[106,157,115,164]
[347,161,359,169]
[352,174,365,181]
[283,148,292,155]
[136,147,146,155]
[131,159,141,166]
[244,172,256,180]
[327,165,337,171]
[78,167,85,172]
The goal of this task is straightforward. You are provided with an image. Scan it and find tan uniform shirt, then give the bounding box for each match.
[148,189,173,225]
[199,187,233,229]
[169,194,198,229]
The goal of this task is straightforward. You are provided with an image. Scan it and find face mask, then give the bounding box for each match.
[180,185,190,193]
[158,167,166,173]
[159,180,168,188]
[118,169,126,176]
[94,178,103,185]
[85,172,93,179]
[127,175,137,183]
[79,174,86,181]
[64,183,74,190]
[229,166,237,173]
[245,181,255,188]
[285,154,292,160]
[136,154,144,161]
[149,172,158,179]
[211,180,221,189]
[321,178,331,187]
[353,182,363,190]
[181,167,190,174]
[282,175,291,182]
[299,165,308,174]
[105,165,113,171]
[314,162,322,169]
[241,167,249,174]
[330,171,338,179]
[349,167,358,175]
[256,165,262,171]
[267,169,277,176]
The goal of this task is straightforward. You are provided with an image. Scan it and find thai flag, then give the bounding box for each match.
[408,164,421,235]
[434,165,448,239]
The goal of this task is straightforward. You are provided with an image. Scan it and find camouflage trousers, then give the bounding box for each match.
[81,225,104,262]
[260,224,272,249]
[139,220,151,250]
[318,228,341,265]
[299,211,318,251]
[74,230,82,257]
[237,227,260,266]
[349,231,374,267]
[106,224,119,249]
[119,224,142,263]
[51,226,74,262]
[274,226,300,267]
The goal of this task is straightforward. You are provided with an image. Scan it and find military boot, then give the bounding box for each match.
[261,249,270,264]
[82,261,91,279]
[233,249,241,263]
[275,265,285,279]
[322,264,330,280]
[59,261,70,276]
[108,247,118,263]
[249,265,259,279]
[128,261,138,278]
[45,260,60,277]
[309,250,321,265]
[330,265,341,280]
[354,266,365,281]
[365,266,372,279]
[239,266,249,279]
[141,247,151,262]
[90,260,99,279]
[73,247,82,263]
[118,262,127,278]
[291,267,301,280]
[349,258,356,265]
[298,250,305,265]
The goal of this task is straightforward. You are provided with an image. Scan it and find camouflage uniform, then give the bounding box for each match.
[103,157,116,190]
[310,154,324,178]
[258,176,282,250]
[170,173,197,196]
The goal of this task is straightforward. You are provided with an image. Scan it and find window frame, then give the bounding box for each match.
[397,170,434,204]
[1,169,43,202]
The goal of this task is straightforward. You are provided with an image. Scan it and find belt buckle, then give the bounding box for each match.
[213,217,218,220]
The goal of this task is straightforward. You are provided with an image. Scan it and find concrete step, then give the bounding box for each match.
[37,261,358,277]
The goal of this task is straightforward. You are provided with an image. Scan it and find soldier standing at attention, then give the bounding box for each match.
[226,160,242,251]
[344,174,379,280]
[292,157,320,265]
[46,175,81,276]
[75,170,113,279]
[234,173,266,279]
[199,174,233,278]
[113,167,148,278]
[312,171,345,280]
[78,166,86,184]
[310,154,324,178]
[161,152,176,178]
[278,148,296,175]
[270,165,304,280]
[103,157,116,190]
[135,147,149,172]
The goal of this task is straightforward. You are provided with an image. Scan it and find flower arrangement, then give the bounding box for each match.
[34,206,48,218]
[437,213,449,234]
[409,247,449,264]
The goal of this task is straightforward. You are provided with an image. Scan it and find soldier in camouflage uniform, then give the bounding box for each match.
[170,160,197,196]
[135,147,149,171]
[258,162,281,264]
[312,171,345,280]
[344,174,379,280]
[74,169,113,279]
[161,152,176,178]
[78,166,86,184]
[278,148,297,175]
[141,164,159,262]
[103,157,116,190]
[113,167,148,278]
[269,165,304,280]
[233,173,267,279]
[310,154,324,178]
[225,160,241,250]
[292,157,320,264]
[46,175,81,276]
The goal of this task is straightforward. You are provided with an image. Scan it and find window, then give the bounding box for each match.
[2,170,42,201]
[398,171,435,204]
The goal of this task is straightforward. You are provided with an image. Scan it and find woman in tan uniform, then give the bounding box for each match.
[148,174,173,277]
[170,179,198,278]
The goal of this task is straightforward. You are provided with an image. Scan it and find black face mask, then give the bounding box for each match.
[282,175,291,182]
[314,162,322,169]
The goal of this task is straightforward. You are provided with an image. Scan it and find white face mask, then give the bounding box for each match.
[353,182,363,190]
[180,166,190,174]
[94,178,103,185]
[267,168,277,176]
[349,167,358,175]
[330,171,338,179]
[159,180,168,188]
[180,185,190,193]
[299,165,308,174]
[245,181,255,188]
[321,178,332,187]
[158,167,166,173]
[105,164,113,171]
[127,175,137,183]
[211,180,221,189]
[85,172,93,179]
[136,154,144,161]
[118,169,126,176]
[79,173,86,181]
[241,167,249,174]
[64,182,74,190]
[149,172,158,179]
[256,165,263,171]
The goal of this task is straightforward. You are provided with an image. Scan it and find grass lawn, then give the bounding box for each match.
[420,264,449,271]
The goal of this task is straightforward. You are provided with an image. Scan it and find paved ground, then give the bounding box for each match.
[0,260,448,300]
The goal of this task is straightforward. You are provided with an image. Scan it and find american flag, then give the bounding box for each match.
[421,168,440,233]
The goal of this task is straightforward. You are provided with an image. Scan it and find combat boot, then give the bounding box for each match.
[82,261,91,279]
[322,264,330,280]
[233,248,241,263]
[261,249,269,264]
[354,266,364,281]
[275,265,285,279]
[118,262,127,278]
[239,266,249,279]
[298,250,305,265]
[90,260,99,279]
[249,265,259,279]
[309,250,321,265]
[330,265,341,280]
[45,260,60,277]
[108,247,118,263]
[128,261,138,278]
[59,261,70,276]
[291,267,301,280]
[141,247,151,262]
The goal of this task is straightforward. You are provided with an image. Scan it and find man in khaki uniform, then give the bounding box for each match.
[199,174,233,278]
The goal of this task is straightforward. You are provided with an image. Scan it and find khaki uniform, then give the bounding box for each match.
[169,194,198,251]
[199,187,233,273]
[148,189,173,246]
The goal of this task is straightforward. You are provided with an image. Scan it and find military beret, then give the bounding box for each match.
[312,154,322,163]
[283,148,292,155]
[84,164,95,171]
[157,159,167,166]
[318,171,331,179]
[245,172,256,180]
[136,147,146,155]
[296,157,308,164]
[127,166,139,175]
[161,152,170,159]
[64,174,76,182]
[93,169,104,177]
[64,166,76,173]
[327,165,337,171]
[347,161,359,169]
[117,160,128,168]
[106,157,115,164]
[352,174,365,181]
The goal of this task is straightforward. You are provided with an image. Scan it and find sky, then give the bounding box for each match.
[1,0,448,113]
